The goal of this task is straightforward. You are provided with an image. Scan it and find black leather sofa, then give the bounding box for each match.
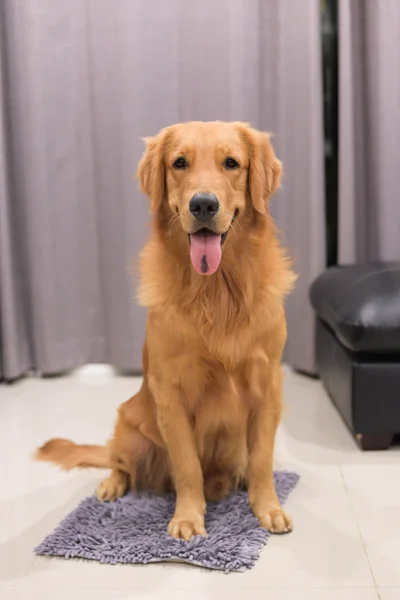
[310,262,400,450]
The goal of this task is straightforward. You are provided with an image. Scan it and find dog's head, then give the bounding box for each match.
[138,121,282,275]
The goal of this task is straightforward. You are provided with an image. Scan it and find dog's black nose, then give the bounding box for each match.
[189,193,219,222]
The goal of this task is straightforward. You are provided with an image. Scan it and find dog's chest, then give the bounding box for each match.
[180,348,269,415]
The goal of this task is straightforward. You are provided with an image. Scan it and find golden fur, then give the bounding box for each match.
[36,121,296,540]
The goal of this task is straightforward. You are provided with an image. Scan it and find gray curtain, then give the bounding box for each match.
[339,0,400,263]
[0,0,325,380]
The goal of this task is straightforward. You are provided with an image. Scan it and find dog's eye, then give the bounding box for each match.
[173,157,188,169]
[224,157,239,170]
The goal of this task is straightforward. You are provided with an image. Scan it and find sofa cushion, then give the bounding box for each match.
[310,262,400,354]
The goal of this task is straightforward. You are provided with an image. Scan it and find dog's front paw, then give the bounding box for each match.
[168,513,207,541]
[257,506,293,534]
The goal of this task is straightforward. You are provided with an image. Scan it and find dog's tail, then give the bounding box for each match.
[35,438,124,472]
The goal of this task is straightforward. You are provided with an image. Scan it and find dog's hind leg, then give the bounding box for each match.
[96,468,129,502]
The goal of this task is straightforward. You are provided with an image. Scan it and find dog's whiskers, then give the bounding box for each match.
[168,214,181,235]
[232,215,242,232]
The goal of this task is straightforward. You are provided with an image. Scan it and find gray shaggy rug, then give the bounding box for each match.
[35,471,299,573]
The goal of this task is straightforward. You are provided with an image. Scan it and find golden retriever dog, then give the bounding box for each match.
[36,121,296,541]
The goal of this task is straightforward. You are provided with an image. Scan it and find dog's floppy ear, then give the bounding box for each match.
[237,124,282,214]
[137,130,168,213]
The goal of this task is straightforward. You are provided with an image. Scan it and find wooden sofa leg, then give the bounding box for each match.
[356,433,393,451]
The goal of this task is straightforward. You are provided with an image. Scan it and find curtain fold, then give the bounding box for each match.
[0,0,325,380]
[263,0,325,373]
[339,0,400,263]
[0,5,32,379]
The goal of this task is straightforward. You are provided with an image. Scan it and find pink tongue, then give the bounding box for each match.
[190,231,222,275]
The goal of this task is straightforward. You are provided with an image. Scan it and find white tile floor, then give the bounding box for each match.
[0,365,399,600]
